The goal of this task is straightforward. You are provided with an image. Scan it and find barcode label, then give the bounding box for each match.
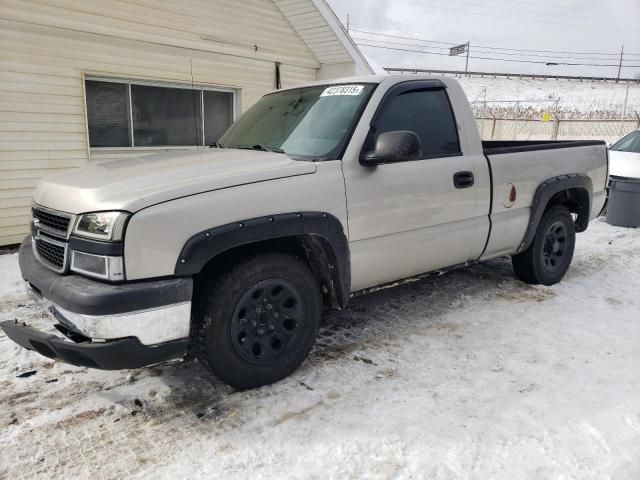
[320,85,365,97]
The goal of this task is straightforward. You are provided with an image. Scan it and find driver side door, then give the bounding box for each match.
[342,80,491,291]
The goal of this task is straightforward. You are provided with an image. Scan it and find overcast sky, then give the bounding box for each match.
[326,0,640,78]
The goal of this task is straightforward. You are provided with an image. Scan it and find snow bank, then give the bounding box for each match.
[450,75,640,119]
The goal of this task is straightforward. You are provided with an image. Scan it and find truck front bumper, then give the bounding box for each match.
[0,238,193,370]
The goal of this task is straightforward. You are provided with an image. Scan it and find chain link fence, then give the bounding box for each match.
[475,116,639,143]
[472,98,639,143]
[475,117,640,142]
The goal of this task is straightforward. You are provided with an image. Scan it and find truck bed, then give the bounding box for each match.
[480,138,609,259]
[483,139,605,155]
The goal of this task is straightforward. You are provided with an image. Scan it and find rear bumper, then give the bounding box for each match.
[0,237,193,369]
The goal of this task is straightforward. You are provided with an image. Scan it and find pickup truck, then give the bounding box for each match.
[1,75,608,389]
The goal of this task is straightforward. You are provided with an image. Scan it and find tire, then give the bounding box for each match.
[512,205,576,286]
[195,253,321,389]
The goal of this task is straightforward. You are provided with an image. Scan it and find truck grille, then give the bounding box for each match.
[31,205,75,273]
[34,236,67,272]
[32,206,72,238]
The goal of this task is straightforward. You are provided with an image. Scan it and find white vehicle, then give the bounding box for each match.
[1,75,608,389]
[609,130,640,179]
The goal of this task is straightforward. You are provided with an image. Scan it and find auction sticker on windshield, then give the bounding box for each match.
[320,85,364,97]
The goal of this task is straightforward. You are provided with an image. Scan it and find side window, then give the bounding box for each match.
[372,88,461,158]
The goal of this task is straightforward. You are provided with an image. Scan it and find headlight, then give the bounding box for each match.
[70,250,125,281]
[73,211,129,241]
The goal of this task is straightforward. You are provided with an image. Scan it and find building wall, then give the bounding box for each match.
[0,0,322,245]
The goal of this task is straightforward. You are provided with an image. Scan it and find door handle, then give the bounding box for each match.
[453,171,474,189]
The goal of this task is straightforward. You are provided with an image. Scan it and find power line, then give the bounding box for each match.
[354,42,640,68]
[350,29,640,57]
[351,36,637,62]
[393,0,640,27]
[351,36,450,51]
[389,0,640,34]
[467,43,640,58]
[351,29,455,46]
[471,0,640,18]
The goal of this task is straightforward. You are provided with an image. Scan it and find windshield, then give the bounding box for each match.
[610,130,640,153]
[218,84,376,160]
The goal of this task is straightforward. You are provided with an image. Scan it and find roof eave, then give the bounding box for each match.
[308,0,373,74]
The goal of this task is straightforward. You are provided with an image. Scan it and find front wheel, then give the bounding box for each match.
[195,253,321,389]
[512,205,576,286]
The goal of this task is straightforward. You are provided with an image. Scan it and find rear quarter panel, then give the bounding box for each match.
[483,144,608,258]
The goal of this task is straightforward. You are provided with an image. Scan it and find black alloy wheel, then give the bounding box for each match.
[195,253,321,389]
[542,220,569,273]
[230,279,305,366]
[512,205,576,286]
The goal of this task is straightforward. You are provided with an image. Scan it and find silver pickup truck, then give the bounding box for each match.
[1,75,608,389]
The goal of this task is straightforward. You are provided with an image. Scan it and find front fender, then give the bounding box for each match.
[174,212,350,307]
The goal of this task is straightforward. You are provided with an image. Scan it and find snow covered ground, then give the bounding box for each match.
[1,218,639,479]
[458,76,640,115]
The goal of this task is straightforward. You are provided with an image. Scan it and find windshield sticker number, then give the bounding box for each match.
[320,85,365,97]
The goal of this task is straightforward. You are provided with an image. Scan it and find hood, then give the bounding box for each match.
[33,149,317,214]
[609,150,640,180]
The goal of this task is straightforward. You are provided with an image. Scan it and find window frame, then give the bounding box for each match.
[84,75,237,151]
[362,79,463,162]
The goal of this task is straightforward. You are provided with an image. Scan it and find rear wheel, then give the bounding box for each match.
[195,253,321,389]
[512,205,576,286]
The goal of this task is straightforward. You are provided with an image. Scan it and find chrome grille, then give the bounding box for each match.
[32,205,74,239]
[34,236,68,272]
[31,205,75,273]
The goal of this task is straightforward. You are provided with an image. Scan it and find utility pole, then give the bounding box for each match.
[465,41,470,74]
[346,13,350,33]
[480,86,487,138]
[620,82,630,136]
[617,44,624,83]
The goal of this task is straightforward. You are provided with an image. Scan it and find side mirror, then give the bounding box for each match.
[360,130,423,166]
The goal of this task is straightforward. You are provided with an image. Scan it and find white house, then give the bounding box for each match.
[0,0,372,246]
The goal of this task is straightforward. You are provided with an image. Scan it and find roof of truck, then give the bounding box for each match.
[277,74,453,93]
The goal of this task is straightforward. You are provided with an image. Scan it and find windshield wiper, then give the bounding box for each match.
[209,142,226,148]
[236,144,285,154]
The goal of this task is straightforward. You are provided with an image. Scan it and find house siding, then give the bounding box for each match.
[0,0,321,245]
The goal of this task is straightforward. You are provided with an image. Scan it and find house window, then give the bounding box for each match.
[85,79,235,148]
[203,90,234,146]
[85,81,131,148]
